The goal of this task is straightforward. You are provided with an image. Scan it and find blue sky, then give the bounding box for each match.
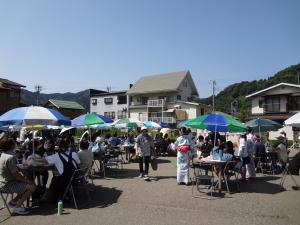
[0,0,299,97]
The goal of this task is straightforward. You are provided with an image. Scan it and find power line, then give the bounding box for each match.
[35,85,42,106]
[212,80,216,112]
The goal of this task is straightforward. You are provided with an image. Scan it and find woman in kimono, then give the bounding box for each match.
[175,127,194,185]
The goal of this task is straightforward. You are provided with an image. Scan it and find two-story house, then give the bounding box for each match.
[90,91,128,120]
[246,82,300,122]
[127,71,211,126]
[0,78,26,115]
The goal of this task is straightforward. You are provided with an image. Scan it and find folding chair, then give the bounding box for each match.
[223,160,240,193]
[62,167,91,209]
[191,162,215,198]
[0,191,12,215]
[279,159,300,190]
[106,147,123,169]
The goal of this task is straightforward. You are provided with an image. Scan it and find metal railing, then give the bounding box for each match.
[147,99,165,107]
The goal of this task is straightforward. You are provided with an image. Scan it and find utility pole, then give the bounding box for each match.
[35,85,42,106]
[212,80,216,112]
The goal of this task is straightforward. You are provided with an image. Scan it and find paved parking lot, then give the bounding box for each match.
[1,154,300,225]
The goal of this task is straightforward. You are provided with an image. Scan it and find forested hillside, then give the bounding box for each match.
[200,63,300,121]
[21,89,90,112]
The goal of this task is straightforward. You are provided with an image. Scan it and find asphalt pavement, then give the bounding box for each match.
[1,153,300,225]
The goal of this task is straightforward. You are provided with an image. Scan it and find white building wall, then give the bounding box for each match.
[180,104,197,119]
[251,97,264,114]
[129,108,148,121]
[90,95,127,120]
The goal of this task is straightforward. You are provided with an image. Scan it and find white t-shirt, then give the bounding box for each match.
[46,151,80,175]
[238,138,248,158]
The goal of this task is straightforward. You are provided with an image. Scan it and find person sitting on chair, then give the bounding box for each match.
[0,133,36,215]
[37,137,80,202]
[108,133,121,147]
[78,140,93,169]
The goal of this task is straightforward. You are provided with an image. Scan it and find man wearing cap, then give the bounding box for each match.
[136,126,154,180]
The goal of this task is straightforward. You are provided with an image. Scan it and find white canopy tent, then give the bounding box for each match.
[284,112,300,127]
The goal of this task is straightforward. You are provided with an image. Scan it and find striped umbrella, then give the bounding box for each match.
[187,112,246,133]
[71,113,113,127]
[0,106,71,126]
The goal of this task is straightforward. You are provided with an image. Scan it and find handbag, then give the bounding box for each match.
[151,157,158,171]
[177,145,190,153]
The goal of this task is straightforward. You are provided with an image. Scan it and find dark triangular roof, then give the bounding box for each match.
[0,78,25,87]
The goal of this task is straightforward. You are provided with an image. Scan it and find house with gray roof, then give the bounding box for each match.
[246,82,300,122]
[127,71,211,126]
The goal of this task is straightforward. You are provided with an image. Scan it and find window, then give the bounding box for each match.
[288,96,300,111]
[104,97,113,104]
[166,96,174,102]
[141,97,148,105]
[117,110,127,119]
[265,97,280,112]
[92,99,97,105]
[117,95,127,104]
[177,95,181,100]
[104,111,115,119]
[201,108,204,115]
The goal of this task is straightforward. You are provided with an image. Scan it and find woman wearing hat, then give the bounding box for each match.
[276,135,288,169]
[136,126,154,180]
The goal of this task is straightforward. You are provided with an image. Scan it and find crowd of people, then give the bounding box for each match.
[0,126,290,215]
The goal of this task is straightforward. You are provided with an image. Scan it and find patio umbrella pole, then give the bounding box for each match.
[32,128,35,155]
[213,118,217,156]
[89,127,91,142]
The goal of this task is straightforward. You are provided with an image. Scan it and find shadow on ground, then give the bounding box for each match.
[93,168,140,179]
[238,176,284,194]
[19,185,123,216]
[155,175,177,181]
[155,158,172,164]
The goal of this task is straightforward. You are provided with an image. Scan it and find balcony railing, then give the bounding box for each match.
[147,99,165,107]
[148,117,176,124]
